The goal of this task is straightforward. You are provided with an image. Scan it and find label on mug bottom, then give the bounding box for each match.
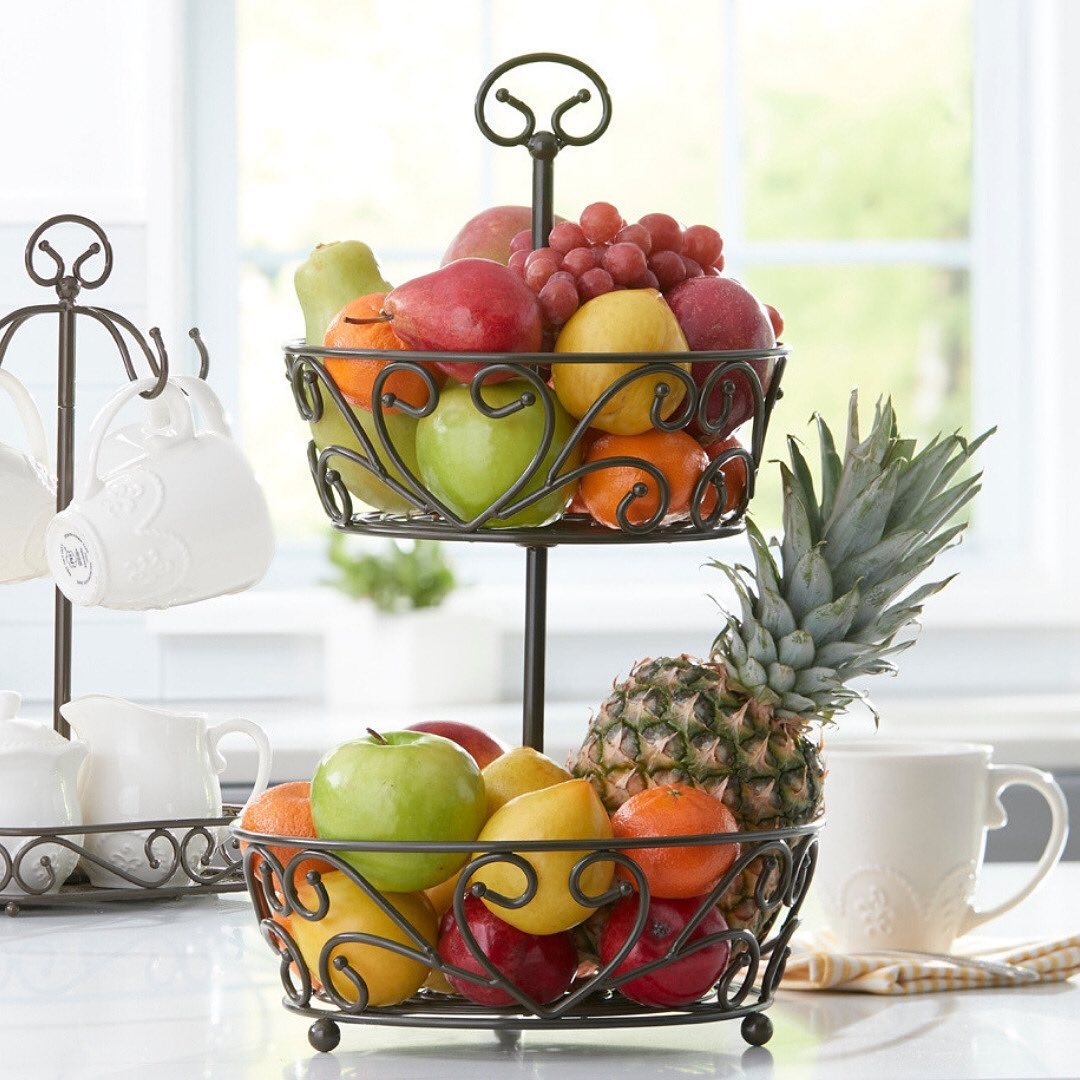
[56,532,94,586]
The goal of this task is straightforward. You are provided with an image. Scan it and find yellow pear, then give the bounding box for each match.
[552,289,690,435]
[287,871,438,1007]
[481,746,572,819]
[472,779,614,935]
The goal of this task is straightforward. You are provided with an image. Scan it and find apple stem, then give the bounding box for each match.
[366,727,389,745]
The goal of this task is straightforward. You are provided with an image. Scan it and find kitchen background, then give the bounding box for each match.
[0,0,1077,856]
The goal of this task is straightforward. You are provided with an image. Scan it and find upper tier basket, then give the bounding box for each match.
[282,52,789,544]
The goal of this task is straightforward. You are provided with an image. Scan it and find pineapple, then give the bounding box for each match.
[569,393,991,926]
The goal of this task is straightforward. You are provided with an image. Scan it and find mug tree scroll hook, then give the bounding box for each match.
[474,53,612,248]
[24,214,113,298]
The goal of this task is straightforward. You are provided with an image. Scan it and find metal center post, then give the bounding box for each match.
[522,545,548,750]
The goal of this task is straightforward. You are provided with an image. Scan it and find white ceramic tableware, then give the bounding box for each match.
[45,376,274,611]
[816,740,1069,953]
[0,691,88,896]
[0,370,54,583]
[62,694,272,888]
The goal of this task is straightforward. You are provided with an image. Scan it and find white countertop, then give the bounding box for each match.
[1,863,1077,1080]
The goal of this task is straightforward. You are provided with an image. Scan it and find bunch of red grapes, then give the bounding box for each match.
[508,201,725,331]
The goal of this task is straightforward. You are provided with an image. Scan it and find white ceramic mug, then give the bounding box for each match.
[816,740,1069,953]
[0,370,54,583]
[45,377,275,610]
[62,695,272,888]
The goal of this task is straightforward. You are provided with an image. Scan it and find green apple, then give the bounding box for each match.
[310,396,420,514]
[295,240,392,345]
[415,379,581,528]
[310,730,486,892]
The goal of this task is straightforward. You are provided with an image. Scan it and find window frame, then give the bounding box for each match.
[185,0,1073,626]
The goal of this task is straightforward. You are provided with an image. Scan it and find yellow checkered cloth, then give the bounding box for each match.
[782,932,1080,994]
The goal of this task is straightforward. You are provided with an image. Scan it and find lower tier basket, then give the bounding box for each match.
[233,821,821,1051]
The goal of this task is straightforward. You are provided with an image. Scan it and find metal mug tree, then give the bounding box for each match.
[0,215,246,910]
[250,54,818,1052]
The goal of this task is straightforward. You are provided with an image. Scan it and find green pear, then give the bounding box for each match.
[311,396,420,514]
[295,241,392,345]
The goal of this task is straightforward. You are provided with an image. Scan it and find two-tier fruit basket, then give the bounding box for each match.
[235,53,820,1053]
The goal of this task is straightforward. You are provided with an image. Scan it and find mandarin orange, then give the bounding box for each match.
[324,293,440,413]
[240,780,334,889]
[610,783,740,900]
[580,429,713,529]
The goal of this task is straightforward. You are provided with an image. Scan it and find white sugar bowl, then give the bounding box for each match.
[0,691,88,896]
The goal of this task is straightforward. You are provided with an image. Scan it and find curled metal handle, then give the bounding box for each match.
[24,214,113,294]
[475,53,612,149]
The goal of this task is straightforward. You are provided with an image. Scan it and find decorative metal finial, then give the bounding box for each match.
[474,53,612,247]
[23,214,113,298]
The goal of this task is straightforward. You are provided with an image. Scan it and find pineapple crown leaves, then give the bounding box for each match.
[709,390,994,723]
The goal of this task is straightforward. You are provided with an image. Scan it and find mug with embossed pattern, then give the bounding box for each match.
[44,377,274,610]
[816,741,1069,953]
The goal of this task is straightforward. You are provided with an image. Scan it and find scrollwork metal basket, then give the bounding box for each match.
[1,808,245,916]
[236,823,820,1052]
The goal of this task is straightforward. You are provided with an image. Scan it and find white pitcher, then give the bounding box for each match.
[0,692,88,896]
[61,695,271,888]
[0,370,54,583]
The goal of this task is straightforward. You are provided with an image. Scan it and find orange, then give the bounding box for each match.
[239,781,334,890]
[324,293,440,413]
[610,784,741,900]
[580,429,715,529]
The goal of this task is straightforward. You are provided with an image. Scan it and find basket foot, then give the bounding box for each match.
[309,1017,341,1053]
[4,901,20,918]
[495,1028,522,1050]
[741,1013,773,1047]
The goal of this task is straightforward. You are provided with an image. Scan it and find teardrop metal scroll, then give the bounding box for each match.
[474,53,612,149]
[24,215,113,292]
[259,917,314,1008]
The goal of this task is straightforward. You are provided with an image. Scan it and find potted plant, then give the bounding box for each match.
[323,534,500,710]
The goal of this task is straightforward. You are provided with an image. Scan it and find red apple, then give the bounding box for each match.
[599,895,731,1007]
[665,277,777,439]
[406,720,507,770]
[438,895,578,1006]
[441,206,564,267]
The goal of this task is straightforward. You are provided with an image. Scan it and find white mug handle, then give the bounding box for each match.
[0,369,51,469]
[80,379,195,500]
[170,376,233,439]
[960,764,1069,933]
[207,717,272,810]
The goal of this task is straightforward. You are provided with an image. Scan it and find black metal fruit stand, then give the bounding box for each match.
[0,216,245,912]
[237,54,820,1053]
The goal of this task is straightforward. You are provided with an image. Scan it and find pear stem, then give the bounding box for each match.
[344,314,393,325]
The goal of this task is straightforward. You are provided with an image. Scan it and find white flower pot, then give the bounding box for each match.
[323,602,501,710]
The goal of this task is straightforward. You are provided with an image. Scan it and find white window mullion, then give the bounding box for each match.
[968,0,1032,565]
[721,0,745,273]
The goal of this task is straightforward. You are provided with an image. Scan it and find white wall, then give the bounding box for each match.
[0,2,184,700]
